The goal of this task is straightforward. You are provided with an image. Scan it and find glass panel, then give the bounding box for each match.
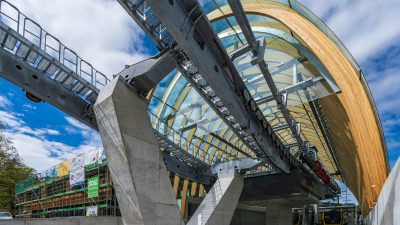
[232,42,334,115]
[149,73,254,163]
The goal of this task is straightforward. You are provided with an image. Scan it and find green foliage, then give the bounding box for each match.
[0,124,35,214]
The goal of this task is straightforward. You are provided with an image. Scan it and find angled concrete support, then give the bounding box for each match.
[187,170,243,225]
[187,159,263,225]
[94,77,183,225]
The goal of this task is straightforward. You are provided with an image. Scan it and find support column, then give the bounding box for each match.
[94,77,183,225]
[302,205,311,225]
[265,204,292,225]
[187,169,243,225]
[313,203,319,224]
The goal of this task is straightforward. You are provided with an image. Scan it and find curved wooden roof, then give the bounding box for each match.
[207,0,388,215]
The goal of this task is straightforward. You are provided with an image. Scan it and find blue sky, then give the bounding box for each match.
[0,0,399,202]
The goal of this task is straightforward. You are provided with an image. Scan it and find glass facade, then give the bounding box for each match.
[146,0,347,175]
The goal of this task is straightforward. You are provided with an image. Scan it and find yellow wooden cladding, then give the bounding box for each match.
[173,175,180,198]
[180,179,190,217]
[208,1,388,215]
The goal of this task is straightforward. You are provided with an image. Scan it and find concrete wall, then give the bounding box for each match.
[2,208,266,225]
[0,217,122,225]
[2,209,266,225]
[230,209,265,225]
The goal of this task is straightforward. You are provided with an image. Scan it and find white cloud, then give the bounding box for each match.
[64,116,102,148]
[22,104,37,111]
[368,67,400,115]
[382,118,400,128]
[299,0,400,63]
[0,110,23,128]
[0,0,146,172]
[65,116,90,131]
[0,94,101,171]
[0,94,12,108]
[10,0,151,77]
[46,129,60,136]
[299,1,400,167]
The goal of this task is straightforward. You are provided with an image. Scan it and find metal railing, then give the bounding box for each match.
[0,0,111,102]
[149,111,250,166]
[117,0,340,193]
[119,0,174,49]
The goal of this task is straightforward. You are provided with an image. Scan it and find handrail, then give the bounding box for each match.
[0,0,111,89]
[149,111,241,163]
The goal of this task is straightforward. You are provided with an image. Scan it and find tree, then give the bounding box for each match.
[0,124,34,215]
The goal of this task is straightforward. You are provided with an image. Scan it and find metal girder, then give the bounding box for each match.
[118,48,177,95]
[211,158,266,174]
[226,0,304,151]
[115,1,289,172]
[0,52,212,184]
[255,95,275,105]
[0,31,212,186]
[161,151,214,185]
[226,0,339,193]
[0,1,218,187]
[226,0,258,50]
[220,26,340,93]
[273,123,291,132]
[309,101,344,181]
[209,132,252,157]
[281,76,324,94]
[146,0,292,173]
[116,0,174,49]
[0,48,98,129]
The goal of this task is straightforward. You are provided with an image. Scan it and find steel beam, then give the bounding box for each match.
[211,158,265,174]
[281,76,324,94]
[118,48,177,95]
[226,0,318,165]
[0,49,97,129]
[147,0,291,173]
[273,123,292,132]
[0,33,214,186]
[161,151,214,185]
[255,95,275,105]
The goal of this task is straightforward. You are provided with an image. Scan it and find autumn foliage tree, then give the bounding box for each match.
[0,124,34,214]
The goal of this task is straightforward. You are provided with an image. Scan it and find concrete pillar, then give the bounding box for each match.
[265,204,292,225]
[313,203,319,224]
[94,77,183,225]
[302,205,311,225]
[187,170,243,225]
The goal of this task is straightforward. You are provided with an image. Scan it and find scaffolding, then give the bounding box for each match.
[14,150,119,218]
[14,149,210,220]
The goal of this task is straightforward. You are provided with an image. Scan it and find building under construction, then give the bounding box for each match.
[14,149,359,225]
[14,149,215,221]
[0,0,397,224]
[14,150,119,218]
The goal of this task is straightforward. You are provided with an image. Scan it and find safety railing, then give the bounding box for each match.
[120,0,174,48]
[149,111,243,166]
[0,0,111,91]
